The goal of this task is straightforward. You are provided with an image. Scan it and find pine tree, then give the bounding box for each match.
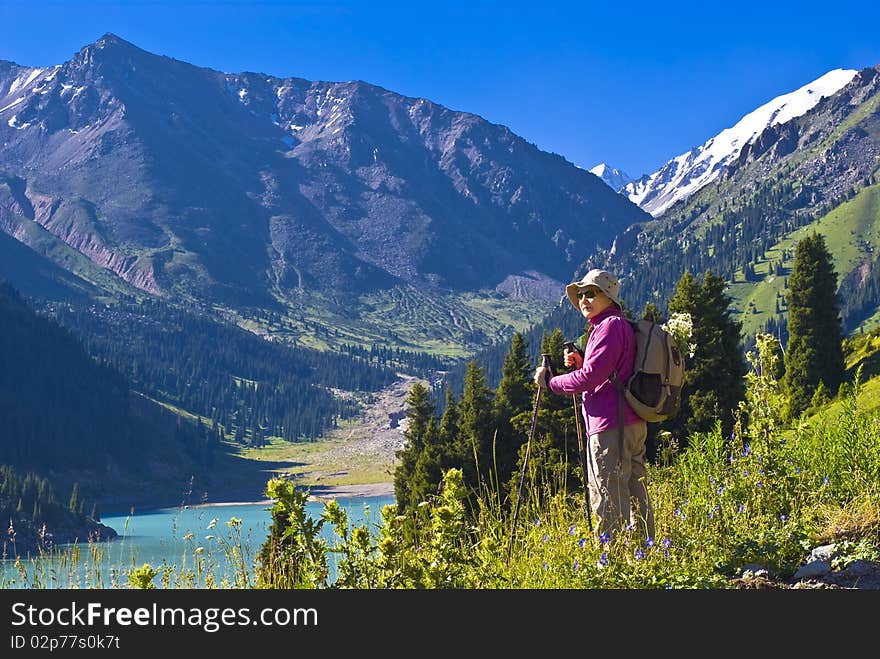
[505,328,578,501]
[492,333,533,492]
[68,482,80,512]
[784,233,846,418]
[455,360,495,495]
[667,269,747,444]
[392,382,437,512]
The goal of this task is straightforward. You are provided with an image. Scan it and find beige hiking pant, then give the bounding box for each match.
[587,422,655,542]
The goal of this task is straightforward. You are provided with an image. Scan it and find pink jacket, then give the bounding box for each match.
[548,306,642,435]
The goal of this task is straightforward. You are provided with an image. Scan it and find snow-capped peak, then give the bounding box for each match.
[590,163,633,192]
[625,68,858,217]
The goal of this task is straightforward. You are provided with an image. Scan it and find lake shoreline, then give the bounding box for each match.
[99,482,395,515]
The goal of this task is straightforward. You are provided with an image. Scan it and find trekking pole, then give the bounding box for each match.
[507,353,552,566]
[564,341,593,532]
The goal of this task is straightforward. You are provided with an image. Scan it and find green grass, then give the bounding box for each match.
[8,365,880,589]
[215,284,556,359]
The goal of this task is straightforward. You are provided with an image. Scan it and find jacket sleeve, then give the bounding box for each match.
[549,319,622,395]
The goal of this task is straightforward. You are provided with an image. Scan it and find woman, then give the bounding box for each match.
[534,268,654,542]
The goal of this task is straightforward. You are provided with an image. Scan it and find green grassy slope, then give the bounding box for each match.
[727,178,880,341]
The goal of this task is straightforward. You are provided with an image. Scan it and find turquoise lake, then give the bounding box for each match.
[1,494,395,588]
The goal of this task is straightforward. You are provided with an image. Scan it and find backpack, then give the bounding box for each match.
[610,319,685,423]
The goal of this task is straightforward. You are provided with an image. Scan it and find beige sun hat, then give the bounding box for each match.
[565,269,623,309]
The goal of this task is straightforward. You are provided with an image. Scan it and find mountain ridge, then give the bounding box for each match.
[620,68,858,218]
[0,33,650,355]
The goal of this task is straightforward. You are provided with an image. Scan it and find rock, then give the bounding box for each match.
[793,560,832,580]
[808,543,836,562]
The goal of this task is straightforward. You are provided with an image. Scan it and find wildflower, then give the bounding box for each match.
[534,517,540,526]
[578,537,588,549]
[737,504,745,514]
[822,477,830,486]
[625,522,634,532]
[573,560,579,571]
[634,549,645,561]
[597,553,608,568]
[207,518,218,530]
[742,443,751,457]
[794,467,801,475]
[756,481,763,489]
[542,561,548,571]
[717,485,725,495]
[662,538,672,549]
[568,524,577,535]
[779,514,788,522]
[598,531,610,545]
[542,533,548,543]
[742,470,749,477]
[645,537,655,548]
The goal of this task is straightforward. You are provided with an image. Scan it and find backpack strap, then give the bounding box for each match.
[610,370,624,468]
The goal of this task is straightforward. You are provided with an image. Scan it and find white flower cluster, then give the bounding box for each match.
[662,312,696,359]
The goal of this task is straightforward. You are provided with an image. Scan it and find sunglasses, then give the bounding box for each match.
[576,289,602,300]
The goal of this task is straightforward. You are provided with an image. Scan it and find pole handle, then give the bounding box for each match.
[563,340,584,359]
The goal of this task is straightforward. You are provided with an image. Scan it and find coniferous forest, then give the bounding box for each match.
[39,297,414,444]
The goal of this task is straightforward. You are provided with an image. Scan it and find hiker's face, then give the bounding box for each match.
[577,287,612,318]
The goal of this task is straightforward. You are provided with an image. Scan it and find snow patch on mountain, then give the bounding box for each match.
[625,68,858,217]
[590,163,633,192]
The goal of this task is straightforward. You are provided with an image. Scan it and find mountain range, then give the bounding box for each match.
[595,68,858,217]
[577,64,880,350]
[3,33,880,363]
[0,33,650,356]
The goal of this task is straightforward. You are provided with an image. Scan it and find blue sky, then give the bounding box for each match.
[3,0,879,177]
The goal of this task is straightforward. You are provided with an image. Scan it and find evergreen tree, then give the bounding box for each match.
[455,360,495,496]
[438,386,460,448]
[492,333,533,492]
[784,233,846,418]
[410,417,444,505]
[506,328,578,501]
[392,382,437,512]
[667,269,747,444]
[68,482,80,512]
